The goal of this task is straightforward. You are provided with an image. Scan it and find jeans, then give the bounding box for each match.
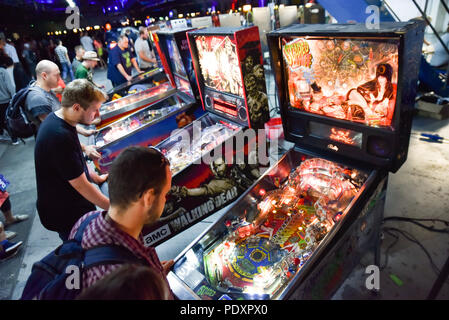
[61,62,74,82]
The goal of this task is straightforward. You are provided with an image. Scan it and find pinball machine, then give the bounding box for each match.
[140,26,271,247]
[91,34,204,174]
[166,21,425,300]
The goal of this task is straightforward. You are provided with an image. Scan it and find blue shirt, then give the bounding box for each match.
[107,45,135,85]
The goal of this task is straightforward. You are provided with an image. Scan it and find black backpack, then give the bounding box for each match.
[5,85,40,139]
[20,212,144,300]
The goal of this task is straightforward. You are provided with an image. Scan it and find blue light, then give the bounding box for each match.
[169,10,173,18]
[114,6,118,10]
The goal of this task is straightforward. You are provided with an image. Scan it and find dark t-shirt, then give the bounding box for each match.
[35,112,96,234]
[26,84,60,128]
[107,45,135,85]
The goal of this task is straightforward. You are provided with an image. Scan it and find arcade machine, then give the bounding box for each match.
[166,21,425,300]
[140,26,271,247]
[92,29,207,174]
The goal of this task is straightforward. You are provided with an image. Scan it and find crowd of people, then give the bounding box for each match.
[0,25,172,300]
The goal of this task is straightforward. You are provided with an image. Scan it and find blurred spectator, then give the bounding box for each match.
[80,32,94,52]
[124,28,137,53]
[53,76,66,103]
[76,264,172,300]
[0,54,16,143]
[0,175,29,242]
[134,27,157,71]
[55,40,74,82]
[0,33,30,91]
[93,37,106,69]
[72,45,85,76]
[48,39,57,63]
[22,43,38,79]
[107,35,141,87]
[0,189,29,235]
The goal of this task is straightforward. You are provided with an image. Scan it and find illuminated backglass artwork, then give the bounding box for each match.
[282,37,399,128]
[195,35,244,97]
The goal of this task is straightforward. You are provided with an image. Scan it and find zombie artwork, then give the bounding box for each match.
[195,36,244,97]
[282,37,399,127]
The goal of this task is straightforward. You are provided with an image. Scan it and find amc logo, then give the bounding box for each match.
[143,225,171,247]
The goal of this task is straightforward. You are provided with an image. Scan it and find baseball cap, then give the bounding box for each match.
[82,51,100,61]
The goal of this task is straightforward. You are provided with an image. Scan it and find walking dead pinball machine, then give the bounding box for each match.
[140,26,271,247]
[166,21,425,300]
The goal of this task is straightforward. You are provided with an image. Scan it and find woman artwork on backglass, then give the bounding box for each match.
[282,37,399,128]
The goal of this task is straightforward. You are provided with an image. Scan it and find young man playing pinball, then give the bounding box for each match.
[69,146,174,298]
[34,79,109,241]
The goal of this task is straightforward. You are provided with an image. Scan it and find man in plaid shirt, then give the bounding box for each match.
[69,146,174,299]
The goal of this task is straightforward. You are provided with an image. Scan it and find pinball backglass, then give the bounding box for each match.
[282,37,399,128]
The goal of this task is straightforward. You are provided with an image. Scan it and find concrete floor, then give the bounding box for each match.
[1,68,448,300]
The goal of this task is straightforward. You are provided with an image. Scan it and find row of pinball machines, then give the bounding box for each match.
[90,21,425,300]
[93,26,272,246]
[165,21,425,300]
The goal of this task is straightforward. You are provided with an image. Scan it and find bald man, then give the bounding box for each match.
[25,60,62,128]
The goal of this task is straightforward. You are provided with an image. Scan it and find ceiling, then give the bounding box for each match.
[0,0,235,31]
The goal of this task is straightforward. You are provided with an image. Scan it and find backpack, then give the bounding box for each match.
[20,212,144,300]
[5,85,40,139]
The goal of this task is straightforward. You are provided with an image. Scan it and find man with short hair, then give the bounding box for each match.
[72,45,85,75]
[26,60,62,127]
[107,35,141,87]
[54,40,74,82]
[34,79,110,241]
[134,27,156,71]
[68,146,174,297]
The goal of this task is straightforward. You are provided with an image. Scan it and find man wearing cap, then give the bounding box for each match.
[75,51,105,89]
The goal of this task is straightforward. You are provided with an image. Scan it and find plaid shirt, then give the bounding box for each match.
[69,210,173,299]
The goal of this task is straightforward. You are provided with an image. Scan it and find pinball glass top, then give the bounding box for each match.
[171,153,369,300]
[157,113,242,176]
[281,37,399,129]
[95,94,184,147]
[106,67,164,95]
[100,82,173,116]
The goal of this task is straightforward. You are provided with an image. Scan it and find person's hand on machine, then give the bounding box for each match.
[83,145,102,160]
